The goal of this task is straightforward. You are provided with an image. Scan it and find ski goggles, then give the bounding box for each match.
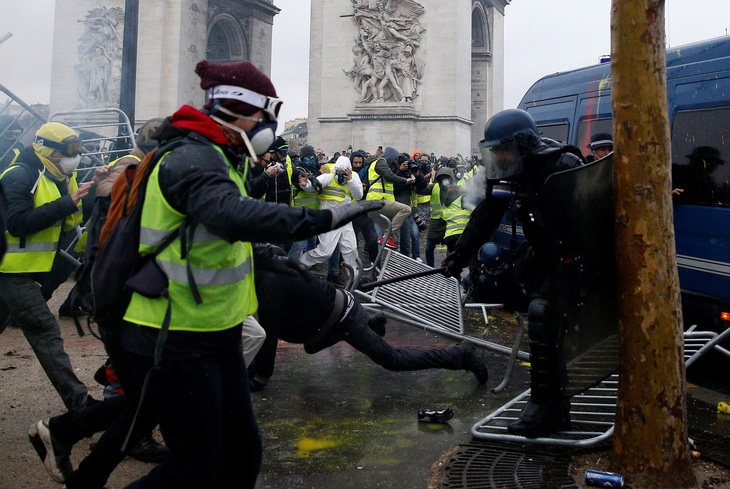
[207,85,283,122]
[34,135,83,157]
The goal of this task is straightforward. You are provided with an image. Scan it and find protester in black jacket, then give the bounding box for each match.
[247,247,490,392]
[29,61,383,489]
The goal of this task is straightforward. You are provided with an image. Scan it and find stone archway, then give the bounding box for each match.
[206,14,249,63]
[471,1,492,154]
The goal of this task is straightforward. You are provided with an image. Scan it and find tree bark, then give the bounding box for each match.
[610,1,695,487]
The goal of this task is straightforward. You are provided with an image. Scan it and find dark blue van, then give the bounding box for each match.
[506,36,730,333]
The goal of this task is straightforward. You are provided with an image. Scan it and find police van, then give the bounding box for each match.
[502,36,730,334]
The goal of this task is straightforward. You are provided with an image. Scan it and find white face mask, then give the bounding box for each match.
[59,155,81,174]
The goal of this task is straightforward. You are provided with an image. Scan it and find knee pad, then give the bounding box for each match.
[527,297,559,340]
[527,297,549,325]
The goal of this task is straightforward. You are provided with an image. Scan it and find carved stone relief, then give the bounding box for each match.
[344,0,426,104]
[75,6,124,108]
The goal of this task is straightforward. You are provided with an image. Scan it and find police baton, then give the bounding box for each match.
[358,266,448,292]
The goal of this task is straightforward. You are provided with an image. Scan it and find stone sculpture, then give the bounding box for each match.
[345,0,426,104]
[75,6,124,108]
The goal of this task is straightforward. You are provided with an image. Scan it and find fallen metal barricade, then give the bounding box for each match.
[471,324,730,447]
[352,248,529,362]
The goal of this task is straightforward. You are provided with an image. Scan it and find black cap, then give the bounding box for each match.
[271,136,289,153]
[587,132,613,150]
[300,145,316,158]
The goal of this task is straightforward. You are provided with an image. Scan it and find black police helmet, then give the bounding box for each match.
[479,109,540,180]
[482,109,539,151]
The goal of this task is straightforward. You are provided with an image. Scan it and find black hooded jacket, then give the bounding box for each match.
[152,110,332,245]
[1,146,78,240]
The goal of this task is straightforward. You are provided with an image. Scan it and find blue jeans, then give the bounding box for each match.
[398,216,420,259]
[288,240,305,260]
[328,248,341,277]
[426,238,440,267]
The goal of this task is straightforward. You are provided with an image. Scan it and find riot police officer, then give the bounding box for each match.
[442,109,585,437]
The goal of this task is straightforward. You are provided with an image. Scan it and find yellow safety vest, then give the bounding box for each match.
[293,189,320,209]
[318,177,351,202]
[365,160,394,202]
[443,195,472,239]
[124,144,257,332]
[0,166,82,273]
[430,184,443,220]
[108,154,142,168]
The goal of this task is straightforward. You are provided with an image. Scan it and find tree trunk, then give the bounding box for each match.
[610,1,695,487]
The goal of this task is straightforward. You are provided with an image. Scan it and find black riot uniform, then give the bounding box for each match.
[443,109,585,437]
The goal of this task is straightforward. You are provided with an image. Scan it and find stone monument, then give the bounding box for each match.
[50,0,280,124]
[308,0,508,156]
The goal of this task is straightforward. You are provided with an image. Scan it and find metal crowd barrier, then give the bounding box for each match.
[471,325,730,448]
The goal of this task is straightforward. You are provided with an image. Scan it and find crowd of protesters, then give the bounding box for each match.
[0,59,494,489]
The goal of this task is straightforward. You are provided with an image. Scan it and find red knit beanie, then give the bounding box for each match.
[196,60,278,119]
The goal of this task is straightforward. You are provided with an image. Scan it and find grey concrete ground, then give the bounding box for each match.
[0,279,529,489]
[1,278,728,489]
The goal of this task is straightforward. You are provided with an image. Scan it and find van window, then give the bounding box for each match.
[537,123,569,143]
[576,119,613,160]
[671,107,730,207]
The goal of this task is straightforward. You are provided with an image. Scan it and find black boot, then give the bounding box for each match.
[508,298,569,437]
[460,340,489,384]
[129,434,170,464]
[507,397,571,437]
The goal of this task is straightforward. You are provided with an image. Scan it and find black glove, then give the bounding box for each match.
[329,200,385,230]
[442,251,466,278]
[252,244,312,283]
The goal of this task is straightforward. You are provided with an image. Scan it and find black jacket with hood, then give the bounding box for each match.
[153,106,332,245]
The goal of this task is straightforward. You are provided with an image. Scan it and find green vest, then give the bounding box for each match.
[108,154,142,168]
[430,184,444,220]
[293,189,320,209]
[318,177,351,202]
[365,160,394,202]
[443,195,472,239]
[0,166,81,273]
[124,144,257,332]
[7,148,20,167]
[283,156,294,205]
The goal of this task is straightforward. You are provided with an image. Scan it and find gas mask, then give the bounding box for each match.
[59,155,82,174]
[336,172,347,185]
[210,110,276,161]
[207,104,277,162]
[455,170,464,180]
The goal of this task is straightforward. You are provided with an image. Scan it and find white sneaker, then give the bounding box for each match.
[414,257,423,263]
[28,419,72,483]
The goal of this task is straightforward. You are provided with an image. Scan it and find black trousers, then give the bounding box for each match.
[250,269,469,380]
[352,213,379,263]
[339,300,466,372]
[123,336,261,488]
[56,324,154,489]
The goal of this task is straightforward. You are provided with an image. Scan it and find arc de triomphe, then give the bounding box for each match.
[308,0,508,156]
[49,0,508,155]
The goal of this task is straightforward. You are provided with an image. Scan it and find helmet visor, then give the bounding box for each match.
[479,138,523,180]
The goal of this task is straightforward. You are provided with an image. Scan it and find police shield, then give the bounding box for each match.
[543,154,618,396]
